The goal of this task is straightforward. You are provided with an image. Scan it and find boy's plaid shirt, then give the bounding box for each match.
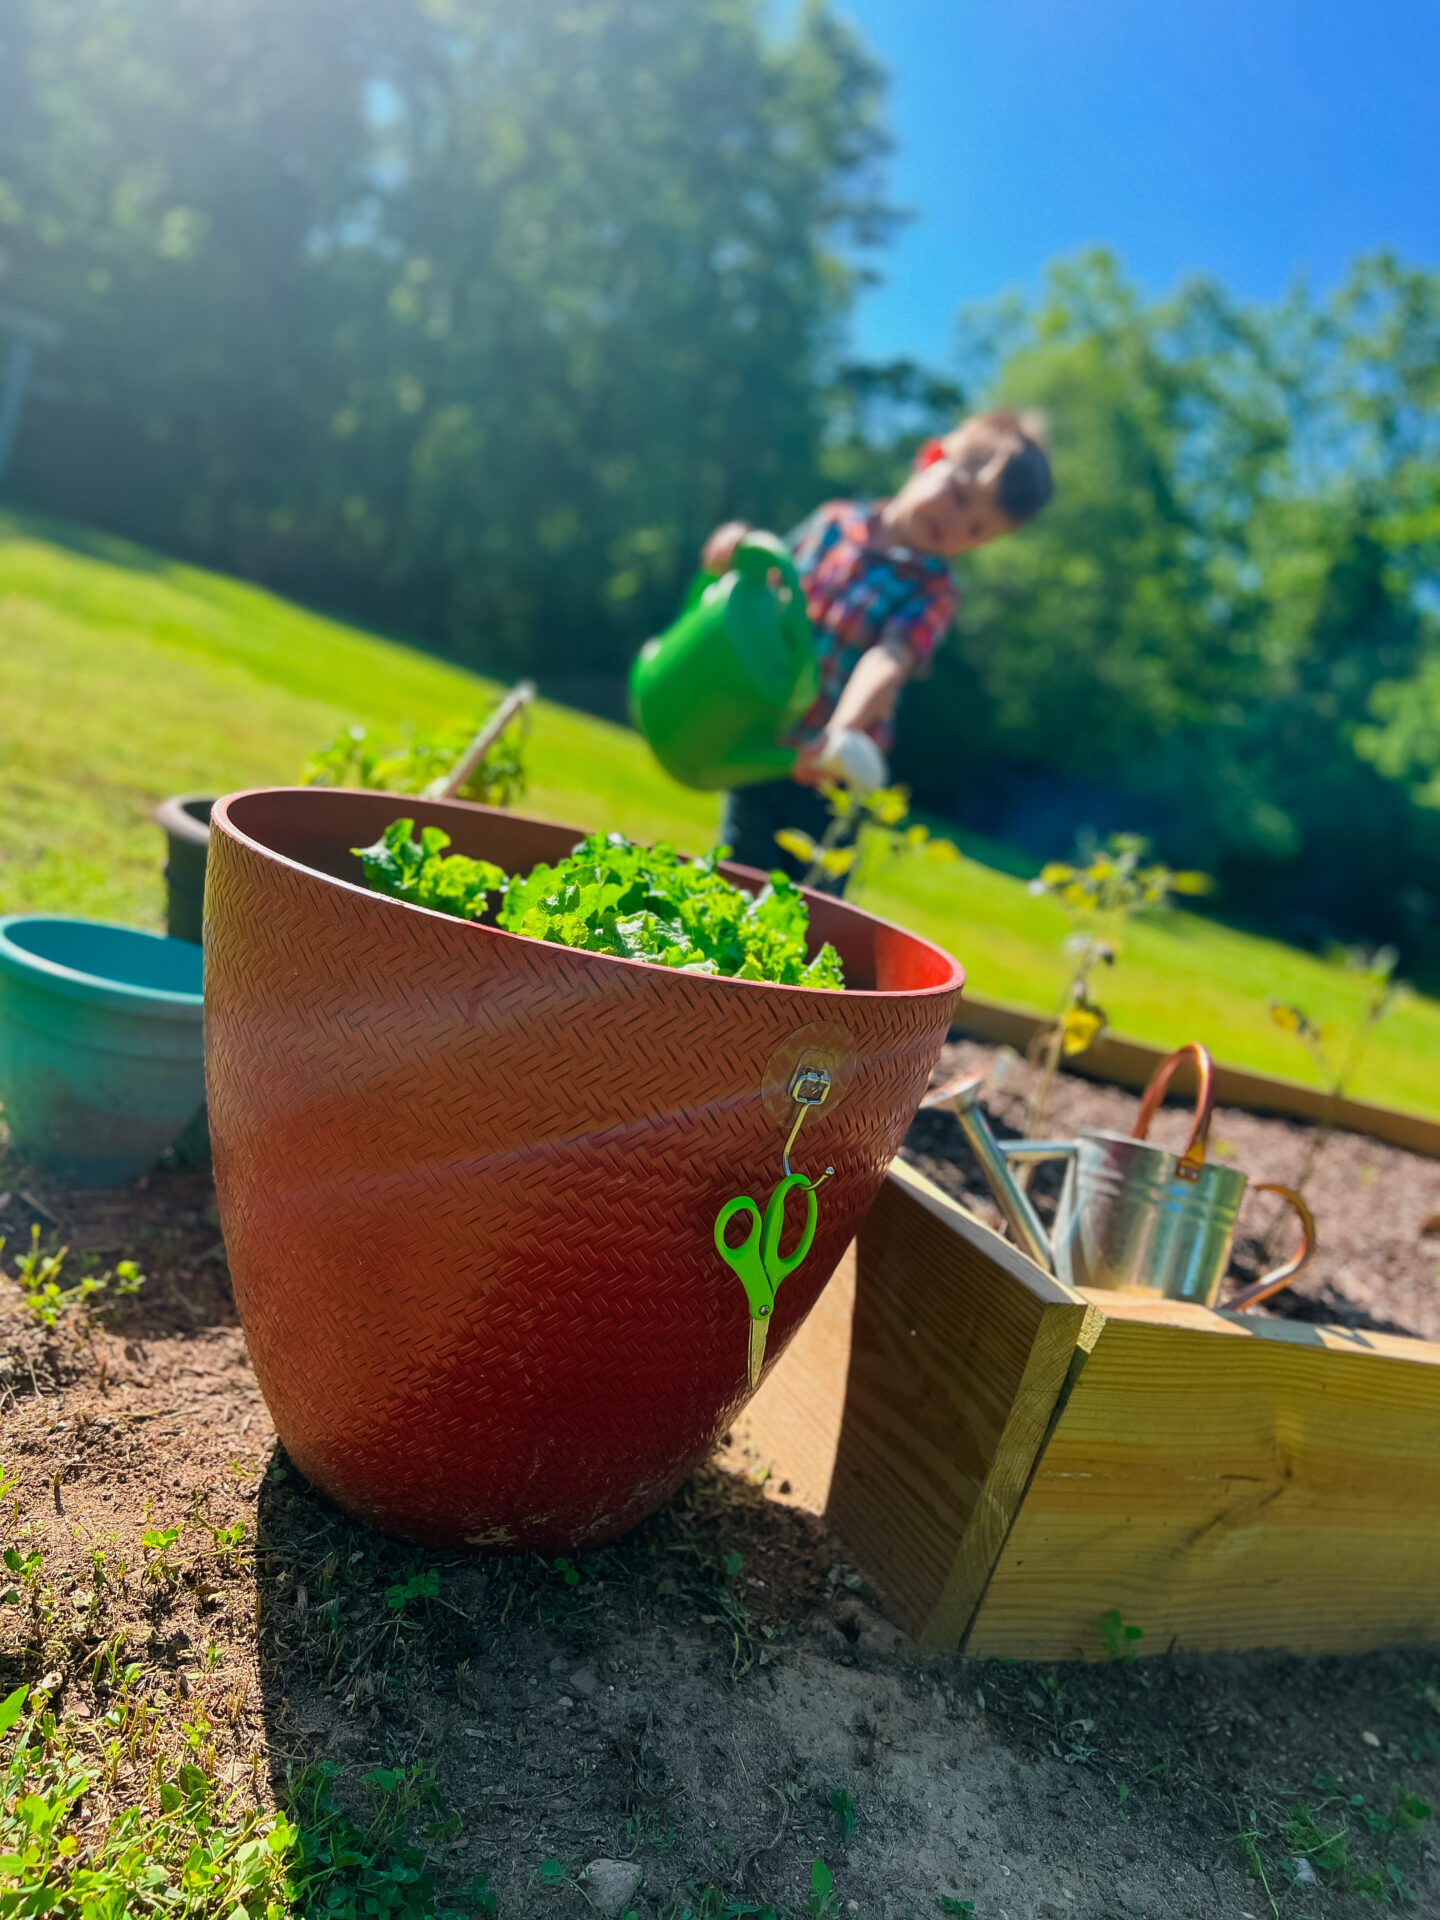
[785,499,956,751]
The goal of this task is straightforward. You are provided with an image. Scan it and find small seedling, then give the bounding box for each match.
[1097,1607,1144,1662]
[90,1632,131,1689]
[3,1227,146,1331]
[807,1858,838,1920]
[827,1788,855,1844]
[777,783,962,898]
[209,1520,247,1573]
[1023,834,1210,1138]
[384,1566,440,1611]
[140,1527,182,1586]
[1,1545,43,1607]
[466,1874,499,1916]
[937,1900,975,1918]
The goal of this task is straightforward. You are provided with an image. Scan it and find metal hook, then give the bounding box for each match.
[783,1064,834,1187]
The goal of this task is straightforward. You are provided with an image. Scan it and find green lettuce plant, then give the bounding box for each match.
[354,821,844,989]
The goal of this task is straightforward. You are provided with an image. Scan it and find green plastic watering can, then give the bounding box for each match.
[629,531,819,791]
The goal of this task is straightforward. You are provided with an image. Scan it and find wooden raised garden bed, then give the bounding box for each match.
[737,1157,1440,1660]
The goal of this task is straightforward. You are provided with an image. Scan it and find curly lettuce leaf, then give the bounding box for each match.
[352,818,506,921]
[354,823,843,988]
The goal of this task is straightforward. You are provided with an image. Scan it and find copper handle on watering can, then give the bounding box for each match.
[1223,1183,1316,1311]
[1131,1042,1216,1183]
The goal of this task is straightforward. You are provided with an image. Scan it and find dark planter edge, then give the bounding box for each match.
[154,793,216,847]
[954,990,1440,1160]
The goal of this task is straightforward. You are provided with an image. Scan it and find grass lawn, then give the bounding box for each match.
[4,508,1439,1117]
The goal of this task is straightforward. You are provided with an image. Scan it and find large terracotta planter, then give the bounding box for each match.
[205,788,964,1551]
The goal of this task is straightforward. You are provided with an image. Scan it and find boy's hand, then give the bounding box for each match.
[791,736,833,787]
[701,521,750,575]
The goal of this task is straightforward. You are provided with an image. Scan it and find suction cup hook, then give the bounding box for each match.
[783,1064,834,1187]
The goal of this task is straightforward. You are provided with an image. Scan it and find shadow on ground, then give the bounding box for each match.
[250,1441,1440,1919]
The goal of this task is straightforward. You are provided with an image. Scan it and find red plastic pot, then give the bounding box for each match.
[205,789,964,1551]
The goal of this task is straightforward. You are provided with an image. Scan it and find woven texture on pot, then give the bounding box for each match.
[205,789,964,1551]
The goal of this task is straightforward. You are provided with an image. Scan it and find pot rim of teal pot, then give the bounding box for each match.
[0,914,204,1021]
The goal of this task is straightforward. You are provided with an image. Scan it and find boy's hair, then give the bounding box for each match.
[943,409,1053,524]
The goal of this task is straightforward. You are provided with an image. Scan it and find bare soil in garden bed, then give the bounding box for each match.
[904,1039,1440,1345]
[1,1141,1439,1919]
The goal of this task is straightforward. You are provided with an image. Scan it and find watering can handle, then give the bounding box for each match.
[1223,1183,1316,1312]
[731,530,801,596]
[1131,1043,1216,1179]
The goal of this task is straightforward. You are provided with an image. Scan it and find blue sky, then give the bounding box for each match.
[831,0,1439,368]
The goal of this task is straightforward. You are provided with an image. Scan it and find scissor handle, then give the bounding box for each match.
[715,1194,762,1264]
[714,1194,772,1313]
[761,1173,819,1286]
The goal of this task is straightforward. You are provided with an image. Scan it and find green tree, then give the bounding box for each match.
[893,250,1440,962]
[1,0,894,677]
[321,0,894,673]
[0,0,385,555]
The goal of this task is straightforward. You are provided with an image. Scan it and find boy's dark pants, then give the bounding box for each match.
[718,779,854,897]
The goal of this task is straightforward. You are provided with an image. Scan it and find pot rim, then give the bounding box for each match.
[210,787,966,1003]
[0,914,205,1019]
[154,794,216,845]
[1077,1126,1248,1190]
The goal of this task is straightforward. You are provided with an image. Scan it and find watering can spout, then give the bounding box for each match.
[920,1076,1072,1273]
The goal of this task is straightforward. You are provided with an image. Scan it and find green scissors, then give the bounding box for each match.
[714,1173,821,1388]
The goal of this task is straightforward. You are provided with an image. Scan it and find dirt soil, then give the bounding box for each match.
[905,1039,1440,1345]
[2,1110,1439,1920]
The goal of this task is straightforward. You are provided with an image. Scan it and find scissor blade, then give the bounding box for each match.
[747,1317,768,1390]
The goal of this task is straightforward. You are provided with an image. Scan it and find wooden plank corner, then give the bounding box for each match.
[737,1158,1102,1648]
[738,1156,1440,1665]
[965,1286,1440,1661]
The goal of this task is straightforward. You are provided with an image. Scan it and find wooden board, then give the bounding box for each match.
[739,1158,1100,1645]
[953,990,1440,1159]
[965,1290,1440,1660]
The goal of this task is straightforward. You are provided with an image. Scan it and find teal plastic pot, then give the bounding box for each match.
[0,915,205,1183]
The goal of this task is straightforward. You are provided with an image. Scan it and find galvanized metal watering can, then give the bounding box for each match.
[926,1044,1315,1310]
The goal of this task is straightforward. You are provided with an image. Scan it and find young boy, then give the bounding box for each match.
[703,409,1053,887]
